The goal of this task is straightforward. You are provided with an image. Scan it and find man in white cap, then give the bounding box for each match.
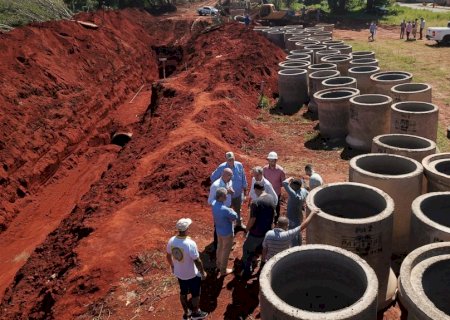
[211,151,248,229]
[166,218,208,320]
[263,151,286,223]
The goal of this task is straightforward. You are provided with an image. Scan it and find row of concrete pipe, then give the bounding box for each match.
[254,25,450,319]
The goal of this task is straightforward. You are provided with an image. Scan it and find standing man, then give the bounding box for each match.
[248,166,278,206]
[263,151,286,223]
[244,14,251,28]
[304,164,323,191]
[212,188,238,277]
[368,21,377,41]
[242,181,275,278]
[400,19,406,39]
[262,211,319,263]
[406,21,412,40]
[412,19,418,40]
[211,152,248,229]
[282,177,309,246]
[209,168,234,249]
[166,218,208,320]
[419,17,426,40]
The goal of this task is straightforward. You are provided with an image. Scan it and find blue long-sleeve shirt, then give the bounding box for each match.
[210,161,248,198]
[212,200,238,236]
[282,179,308,227]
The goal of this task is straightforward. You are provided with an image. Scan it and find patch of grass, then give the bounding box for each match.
[257,95,271,109]
[437,124,450,152]
[381,4,450,27]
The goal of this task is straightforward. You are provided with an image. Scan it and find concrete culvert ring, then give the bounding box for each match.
[348,66,381,94]
[321,76,357,89]
[329,44,352,54]
[422,153,450,192]
[391,83,432,103]
[371,134,436,162]
[315,49,340,64]
[349,58,379,67]
[352,51,375,59]
[410,192,450,250]
[111,132,132,147]
[278,69,308,114]
[279,60,310,70]
[259,244,378,319]
[286,53,310,61]
[308,69,341,113]
[399,242,450,320]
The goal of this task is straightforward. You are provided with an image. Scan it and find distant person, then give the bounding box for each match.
[406,21,412,40]
[412,19,418,39]
[316,9,320,22]
[368,21,377,41]
[419,17,426,40]
[212,188,238,277]
[166,218,208,320]
[263,151,286,223]
[211,151,248,229]
[262,210,319,263]
[248,166,278,206]
[301,6,307,18]
[400,19,406,39]
[244,14,251,27]
[282,177,309,246]
[304,164,323,191]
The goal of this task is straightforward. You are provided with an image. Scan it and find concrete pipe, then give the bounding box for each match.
[308,36,332,43]
[305,27,324,32]
[398,242,450,320]
[311,31,332,37]
[289,50,313,63]
[410,192,450,251]
[370,71,413,97]
[303,44,327,64]
[322,40,344,48]
[279,60,311,71]
[349,153,423,255]
[278,69,308,115]
[286,53,310,63]
[320,54,352,76]
[286,37,309,51]
[294,40,320,50]
[346,94,393,151]
[259,244,378,320]
[315,49,340,64]
[284,32,305,43]
[307,63,337,78]
[314,87,360,139]
[352,51,376,59]
[390,101,439,141]
[267,30,286,49]
[321,76,357,90]
[330,44,353,54]
[422,153,450,192]
[308,70,341,113]
[316,23,334,32]
[348,66,381,94]
[306,182,395,309]
[350,58,379,67]
[372,134,436,163]
[390,83,432,103]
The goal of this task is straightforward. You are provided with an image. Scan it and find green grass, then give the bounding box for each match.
[437,124,450,152]
[381,4,450,27]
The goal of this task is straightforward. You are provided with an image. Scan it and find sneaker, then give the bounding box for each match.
[191,310,208,320]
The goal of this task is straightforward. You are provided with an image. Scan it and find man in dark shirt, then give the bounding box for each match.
[241,181,275,278]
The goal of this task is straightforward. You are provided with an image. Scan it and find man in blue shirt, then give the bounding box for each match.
[212,187,238,277]
[211,151,248,229]
[282,177,309,246]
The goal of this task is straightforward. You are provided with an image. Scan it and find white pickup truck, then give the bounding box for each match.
[426,21,450,45]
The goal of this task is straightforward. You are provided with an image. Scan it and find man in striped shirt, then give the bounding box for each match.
[261,210,319,262]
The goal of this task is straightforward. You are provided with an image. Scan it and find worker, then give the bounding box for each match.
[248,166,278,206]
[282,177,309,246]
[304,164,323,191]
[244,14,251,28]
[263,151,286,224]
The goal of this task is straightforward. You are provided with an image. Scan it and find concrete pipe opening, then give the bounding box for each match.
[410,192,450,250]
[321,54,351,62]
[308,36,332,42]
[322,76,356,88]
[286,53,310,61]
[422,153,450,192]
[350,58,379,67]
[392,83,430,93]
[348,66,381,94]
[392,101,437,113]
[434,159,450,175]
[279,60,310,70]
[111,132,133,147]
[372,134,436,163]
[372,71,412,82]
[399,242,450,320]
[290,49,313,55]
[308,70,341,113]
[259,244,378,320]
[307,63,337,78]
[329,44,352,54]
[315,88,358,100]
[391,83,432,103]
[322,40,343,47]
[352,51,375,59]
[353,153,420,176]
[348,66,379,73]
[315,49,340,64]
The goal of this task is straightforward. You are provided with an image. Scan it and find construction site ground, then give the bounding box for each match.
[0,3,449,320]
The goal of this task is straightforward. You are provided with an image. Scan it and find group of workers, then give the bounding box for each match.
[166,151,323,319]
[400,17,426,40]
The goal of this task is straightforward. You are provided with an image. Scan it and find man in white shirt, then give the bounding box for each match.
[208,168,234,207]
[166,218,208,320]
[419,17,426,40]
[304,164,323,191]
[248,166,278,206]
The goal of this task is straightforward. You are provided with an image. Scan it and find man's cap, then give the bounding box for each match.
[176,218,192,231]
[225,151,235,160]
[267,151,278,160]
[254,181,265,190]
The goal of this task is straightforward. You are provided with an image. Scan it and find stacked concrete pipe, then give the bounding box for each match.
[322,40,344,48]
[304,44,327,64]
[348,66,381,94]
[321,76,357,90]
[278,69,308,115]
[279,60,311,71]
[307,63,337,78]
[352,51,376,59]
[294,40,320,50]
[288,50,313,63]
[267,30,286,49]
[286,54,311,62]
[305,26,324,33]
[349,153,423,255]
[306,182,396,310]
[315,49,340,64]
[312,31,333,38]
[422,153,450,192]
[314,87,360,139]
[372,134,436,163]
[390,101,439,141]
[410,192,450,251]
[370,71,413,96]
[284,32,308,44]
[320,54,352,76]
[390,83,432,103]
[316,23,335,32]
[330,44,352,54]
[346,94,393,151]
[350,58,379,67]
[398,242,450,320]
[259,244,378,320]
[308,69,341,113]
[308,36,332,43]
[286,37,309,51]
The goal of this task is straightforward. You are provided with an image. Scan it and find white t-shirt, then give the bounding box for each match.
[208,178,233,207]
[309,172,323,190]
[249,177,278,205]
[166,236,200,280]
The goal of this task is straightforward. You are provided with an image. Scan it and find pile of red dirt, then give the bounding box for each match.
[0,11,287,319]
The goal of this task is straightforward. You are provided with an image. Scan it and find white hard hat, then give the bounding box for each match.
[267,151,278,160]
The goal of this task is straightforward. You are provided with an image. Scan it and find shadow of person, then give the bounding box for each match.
[222,275,260,319]
[198,242,224,313]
